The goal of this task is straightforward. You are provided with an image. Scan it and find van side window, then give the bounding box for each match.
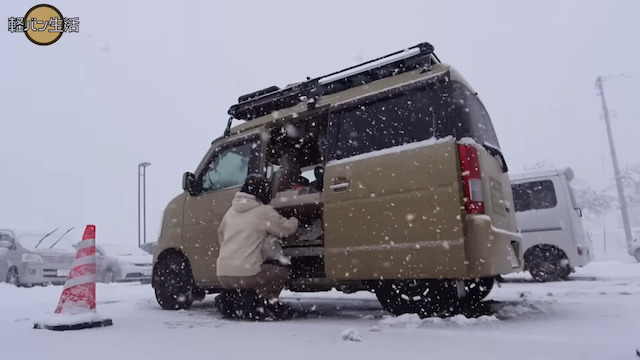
[327,88,435,161]
[201,139,260,193]
[511,180,558,212]
[326,80,501,161]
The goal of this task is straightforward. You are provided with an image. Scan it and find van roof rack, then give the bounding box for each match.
[226,42,440,124]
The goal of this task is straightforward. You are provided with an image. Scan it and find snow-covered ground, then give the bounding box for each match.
[1,260,639,360]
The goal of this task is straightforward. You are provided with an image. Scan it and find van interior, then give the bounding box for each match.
[263,113,330,282]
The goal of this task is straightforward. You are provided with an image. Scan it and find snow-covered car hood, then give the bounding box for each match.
[116,254,152,265]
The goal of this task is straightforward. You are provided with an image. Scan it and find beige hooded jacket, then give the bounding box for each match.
[216,192,298,277]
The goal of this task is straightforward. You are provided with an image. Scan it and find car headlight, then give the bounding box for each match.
[22,253,44,263]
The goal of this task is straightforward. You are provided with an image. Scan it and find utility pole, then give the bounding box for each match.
[138,162,151,248]
[595,75,633,251]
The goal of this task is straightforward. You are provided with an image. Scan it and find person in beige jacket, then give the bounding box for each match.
[216,174,299,301]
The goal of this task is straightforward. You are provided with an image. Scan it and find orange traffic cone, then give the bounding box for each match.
[34,225,113,331]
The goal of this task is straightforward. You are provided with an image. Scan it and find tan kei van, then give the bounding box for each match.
[152,42,524,317]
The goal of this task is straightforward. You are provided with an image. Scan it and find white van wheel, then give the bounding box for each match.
[525,246,570,282]
[634,249,640,263]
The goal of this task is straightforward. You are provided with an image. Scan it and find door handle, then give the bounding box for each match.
[330,177,350,192]
[329,183,349,190]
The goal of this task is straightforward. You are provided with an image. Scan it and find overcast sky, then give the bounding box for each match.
[1,0,639,245]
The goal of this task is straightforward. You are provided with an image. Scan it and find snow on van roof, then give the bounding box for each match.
[509,167,574,182]
[325,136,455,166]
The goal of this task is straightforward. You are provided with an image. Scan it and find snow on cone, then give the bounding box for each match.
[33,225,113,331]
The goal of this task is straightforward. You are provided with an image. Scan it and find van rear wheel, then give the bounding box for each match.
[153,252,196,310]
[374,279,458,317]
[634,249,640,263]
[461,277,495,303]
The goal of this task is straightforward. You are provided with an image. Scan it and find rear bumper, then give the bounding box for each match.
[464,215,524,277]
[18,263,71,285]
[570,246,591,267]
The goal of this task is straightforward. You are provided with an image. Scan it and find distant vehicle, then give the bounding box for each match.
[619,228,640,263]
[93,243,153,284]
[139,241,157,256]
[588,227,640,262]
[510,167,592,281]
[630,234,640,263]
[0,227,77,287]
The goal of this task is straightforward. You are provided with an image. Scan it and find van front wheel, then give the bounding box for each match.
[153,252,195,310]
[374,279,458,317]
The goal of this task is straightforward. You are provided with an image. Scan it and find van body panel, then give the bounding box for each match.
[475,145,517,233]
[153,193,187,261]
[183,188,238,287]
[463,215,523,276]
[323,139,468,280]
[168,130,265,288]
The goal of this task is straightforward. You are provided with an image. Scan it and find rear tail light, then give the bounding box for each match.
[577,247,584,256]
[458,144,485,214]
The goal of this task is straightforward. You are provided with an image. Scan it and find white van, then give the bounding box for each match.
[509,167,592,282]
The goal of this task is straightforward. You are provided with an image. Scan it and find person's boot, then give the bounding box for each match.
[236,289,267,321]
[262,298,296,320]
[215,289,236,319]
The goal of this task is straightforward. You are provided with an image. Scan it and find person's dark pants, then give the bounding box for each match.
[217,264,290,300]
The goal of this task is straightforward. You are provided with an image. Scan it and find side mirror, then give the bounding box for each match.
[182,172,200,196]
[0,240,12,249]
[576,208,583,217]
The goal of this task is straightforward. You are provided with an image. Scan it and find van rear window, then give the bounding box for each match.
[326,79,500,161]
[512,180,558,212]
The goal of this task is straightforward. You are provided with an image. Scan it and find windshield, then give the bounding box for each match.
[17,233,77,251]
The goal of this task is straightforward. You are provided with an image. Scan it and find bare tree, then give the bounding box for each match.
[571,179,615,218]
[619,164,640,206]
[615,164,640,227]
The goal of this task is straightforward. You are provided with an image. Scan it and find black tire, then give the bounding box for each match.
[374,279,459,317]
[153,251,197,310]
[461,277,495,303]
[6,267,20,287]
[104,269,115,284]
[634,249,640,263]
[526,246,570,282]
